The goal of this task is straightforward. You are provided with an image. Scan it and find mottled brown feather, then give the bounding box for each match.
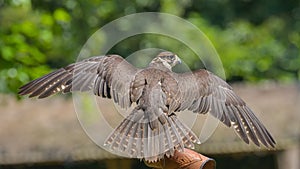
[19,55,140,109]
[172,69,275,148]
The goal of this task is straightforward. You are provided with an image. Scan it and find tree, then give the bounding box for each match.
[0,0,299,95]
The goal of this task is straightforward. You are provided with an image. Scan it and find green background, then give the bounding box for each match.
[1,0,299,95]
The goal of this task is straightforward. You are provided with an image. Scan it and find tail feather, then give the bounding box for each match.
[104,108,200,162]
[169,115,200,148]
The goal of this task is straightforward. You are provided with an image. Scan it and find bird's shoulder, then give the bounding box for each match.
[136,67,176,82]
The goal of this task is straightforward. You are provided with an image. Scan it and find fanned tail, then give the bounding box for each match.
[104,107,199,162]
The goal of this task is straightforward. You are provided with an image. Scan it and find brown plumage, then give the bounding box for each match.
[19,51,276,162]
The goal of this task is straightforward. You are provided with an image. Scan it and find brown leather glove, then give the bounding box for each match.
[144,149,216,169]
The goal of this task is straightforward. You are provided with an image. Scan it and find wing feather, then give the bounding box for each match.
[19,55,140,109]
[173,69,275,148]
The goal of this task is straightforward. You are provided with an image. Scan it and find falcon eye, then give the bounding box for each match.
[167,55,175,60]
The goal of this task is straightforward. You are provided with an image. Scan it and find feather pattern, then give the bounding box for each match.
[173,69,275,148]
[19,55,140,108]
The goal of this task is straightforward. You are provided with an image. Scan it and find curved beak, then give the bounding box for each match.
[175,55,182,64]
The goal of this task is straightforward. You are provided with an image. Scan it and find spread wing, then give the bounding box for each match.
[18,55,140,108]
[172,69,276,148]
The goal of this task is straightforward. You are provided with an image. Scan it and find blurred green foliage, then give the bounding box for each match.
[0,0,299,95]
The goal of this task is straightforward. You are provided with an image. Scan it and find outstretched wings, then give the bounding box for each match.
[18,55,140,109]
[172,69,276,148]
[19,54,276,149]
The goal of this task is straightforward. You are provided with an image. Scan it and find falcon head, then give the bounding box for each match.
[150,51,181,70]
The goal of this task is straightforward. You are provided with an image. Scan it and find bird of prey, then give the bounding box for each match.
[19,51,276,162]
